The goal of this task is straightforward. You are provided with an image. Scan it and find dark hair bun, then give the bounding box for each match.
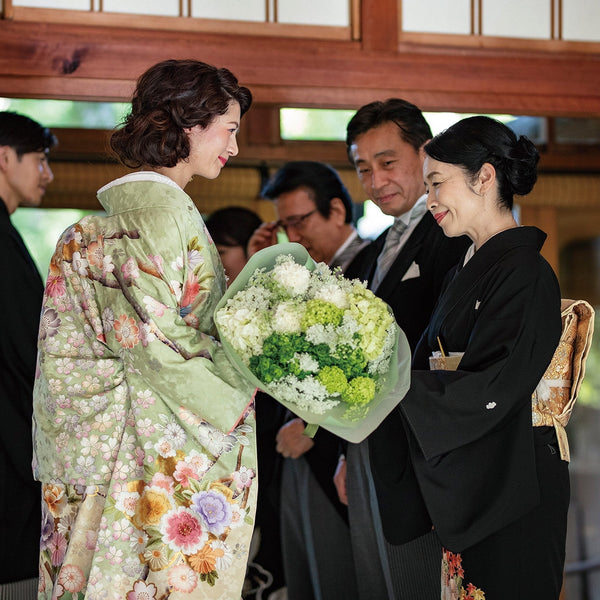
[424,115,540,210]
[506,136,539,196]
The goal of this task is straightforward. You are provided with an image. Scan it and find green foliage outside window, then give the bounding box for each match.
[12,208,102,281]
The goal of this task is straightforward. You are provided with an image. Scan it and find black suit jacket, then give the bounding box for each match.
[0,198,44,582]
[345,211,471,351]
[345,211,471,543]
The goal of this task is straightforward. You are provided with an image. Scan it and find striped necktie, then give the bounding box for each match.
[371,219,407,291]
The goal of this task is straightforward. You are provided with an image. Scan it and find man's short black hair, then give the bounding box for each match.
[345,98,432,164]
[0,111,57,157]
[261,161,354,223]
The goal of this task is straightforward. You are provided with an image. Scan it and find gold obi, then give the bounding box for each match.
[532,299,595,462]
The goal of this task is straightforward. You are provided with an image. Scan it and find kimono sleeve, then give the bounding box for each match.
[401,257,561,461]
[99,207,255,433]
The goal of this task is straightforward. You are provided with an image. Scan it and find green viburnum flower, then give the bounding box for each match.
[346,285,395,361]
[301,299,344,330]
[341,376,376,405]
[317,365,348,395]
[307,342,333,366]
[262,333,304,362]
[334,343,367,378]
[249,355,286,383]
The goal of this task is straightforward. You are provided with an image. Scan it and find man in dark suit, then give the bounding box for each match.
[0,111,56,597]
[335,99,471,599]
[248,161,368,600]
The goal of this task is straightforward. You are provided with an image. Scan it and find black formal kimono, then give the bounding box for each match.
[0,198,44,584]
[370,226,568,599]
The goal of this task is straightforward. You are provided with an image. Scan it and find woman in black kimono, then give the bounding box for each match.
[369,116,567,599]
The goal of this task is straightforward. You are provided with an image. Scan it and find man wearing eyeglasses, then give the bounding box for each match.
[248,160,368,600]
[249,160,366,269]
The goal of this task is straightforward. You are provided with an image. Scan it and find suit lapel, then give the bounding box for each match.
[375,213,432,298]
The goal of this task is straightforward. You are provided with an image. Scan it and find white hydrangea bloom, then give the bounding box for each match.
[272,301,304,334]
[313,283,349,309]
[271,259,311,297]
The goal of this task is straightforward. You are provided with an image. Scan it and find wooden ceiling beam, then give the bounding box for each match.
[1,20,599,116]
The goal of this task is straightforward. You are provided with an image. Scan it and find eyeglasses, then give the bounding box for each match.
[275,209,317,231]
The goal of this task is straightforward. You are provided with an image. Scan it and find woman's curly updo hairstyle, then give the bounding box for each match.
[110,59,252,169]
[424,116,539,210]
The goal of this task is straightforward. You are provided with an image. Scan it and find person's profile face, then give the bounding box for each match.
[186,101,241,180]
[350,121,426,218]
[423,156,482,243]
[2,147,54,210]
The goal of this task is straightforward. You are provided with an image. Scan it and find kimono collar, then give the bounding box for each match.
[426,226,547,347]
[455,226,546,275]
[0,196,8,219]
[97,171,183,194]
[97,171,195,216]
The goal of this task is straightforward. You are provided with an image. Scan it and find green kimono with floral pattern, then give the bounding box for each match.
[32,172,257,600]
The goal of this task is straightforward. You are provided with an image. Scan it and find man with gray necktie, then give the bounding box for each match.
[337,99,471,599]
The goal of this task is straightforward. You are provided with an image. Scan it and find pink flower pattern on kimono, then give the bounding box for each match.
[34,178,257,600]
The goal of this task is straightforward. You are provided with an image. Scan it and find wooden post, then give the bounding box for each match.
[1,0,14,20]
[519,204,559,276]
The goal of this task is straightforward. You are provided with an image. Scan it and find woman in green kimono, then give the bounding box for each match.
[33,59,257,600]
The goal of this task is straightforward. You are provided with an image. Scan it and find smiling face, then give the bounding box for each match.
[0,147,54,214]
[275,187,344,265]
[424,156,495,245]
[186,101,241,180]
[350,121,426,218]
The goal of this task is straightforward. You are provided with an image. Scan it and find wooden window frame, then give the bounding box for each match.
[398,0,600,55]
[1,0,360,41]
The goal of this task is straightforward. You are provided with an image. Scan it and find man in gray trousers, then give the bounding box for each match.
[336,99,470,599]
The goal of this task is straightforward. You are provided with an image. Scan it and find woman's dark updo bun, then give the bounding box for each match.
[110,59,252,169]
[424,115,539,210]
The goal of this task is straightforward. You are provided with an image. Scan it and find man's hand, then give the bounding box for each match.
[247,222,279,257]
[275,418,315,459]
[333,454,348,505]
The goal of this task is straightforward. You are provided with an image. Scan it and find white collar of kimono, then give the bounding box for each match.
[97,171,184,195]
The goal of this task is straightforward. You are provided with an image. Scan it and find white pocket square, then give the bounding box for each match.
[401,261,420,281]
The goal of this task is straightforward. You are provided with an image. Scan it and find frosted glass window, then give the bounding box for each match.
[563,0,600,42]
[482,0,550,39]
[277,0,349,27]
[402,0,471,35]
[102,0,179,17]
[191,0,267,22]
[13,0,90,9]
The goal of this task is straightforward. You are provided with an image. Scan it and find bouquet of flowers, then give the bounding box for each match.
[214,243,411,443]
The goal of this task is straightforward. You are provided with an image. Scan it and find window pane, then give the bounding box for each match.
[280,108,530,141]
[482,0,550,39]
[0,98,130,129]
[13,0,90,9]
[277,0,349,26]
[280,108,355,141]
[402,0,471,35]
[563,0,600,42]
[191,0,266,22]
[103,0,180,16]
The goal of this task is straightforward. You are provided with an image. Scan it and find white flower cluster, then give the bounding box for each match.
[215,254,396,416]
